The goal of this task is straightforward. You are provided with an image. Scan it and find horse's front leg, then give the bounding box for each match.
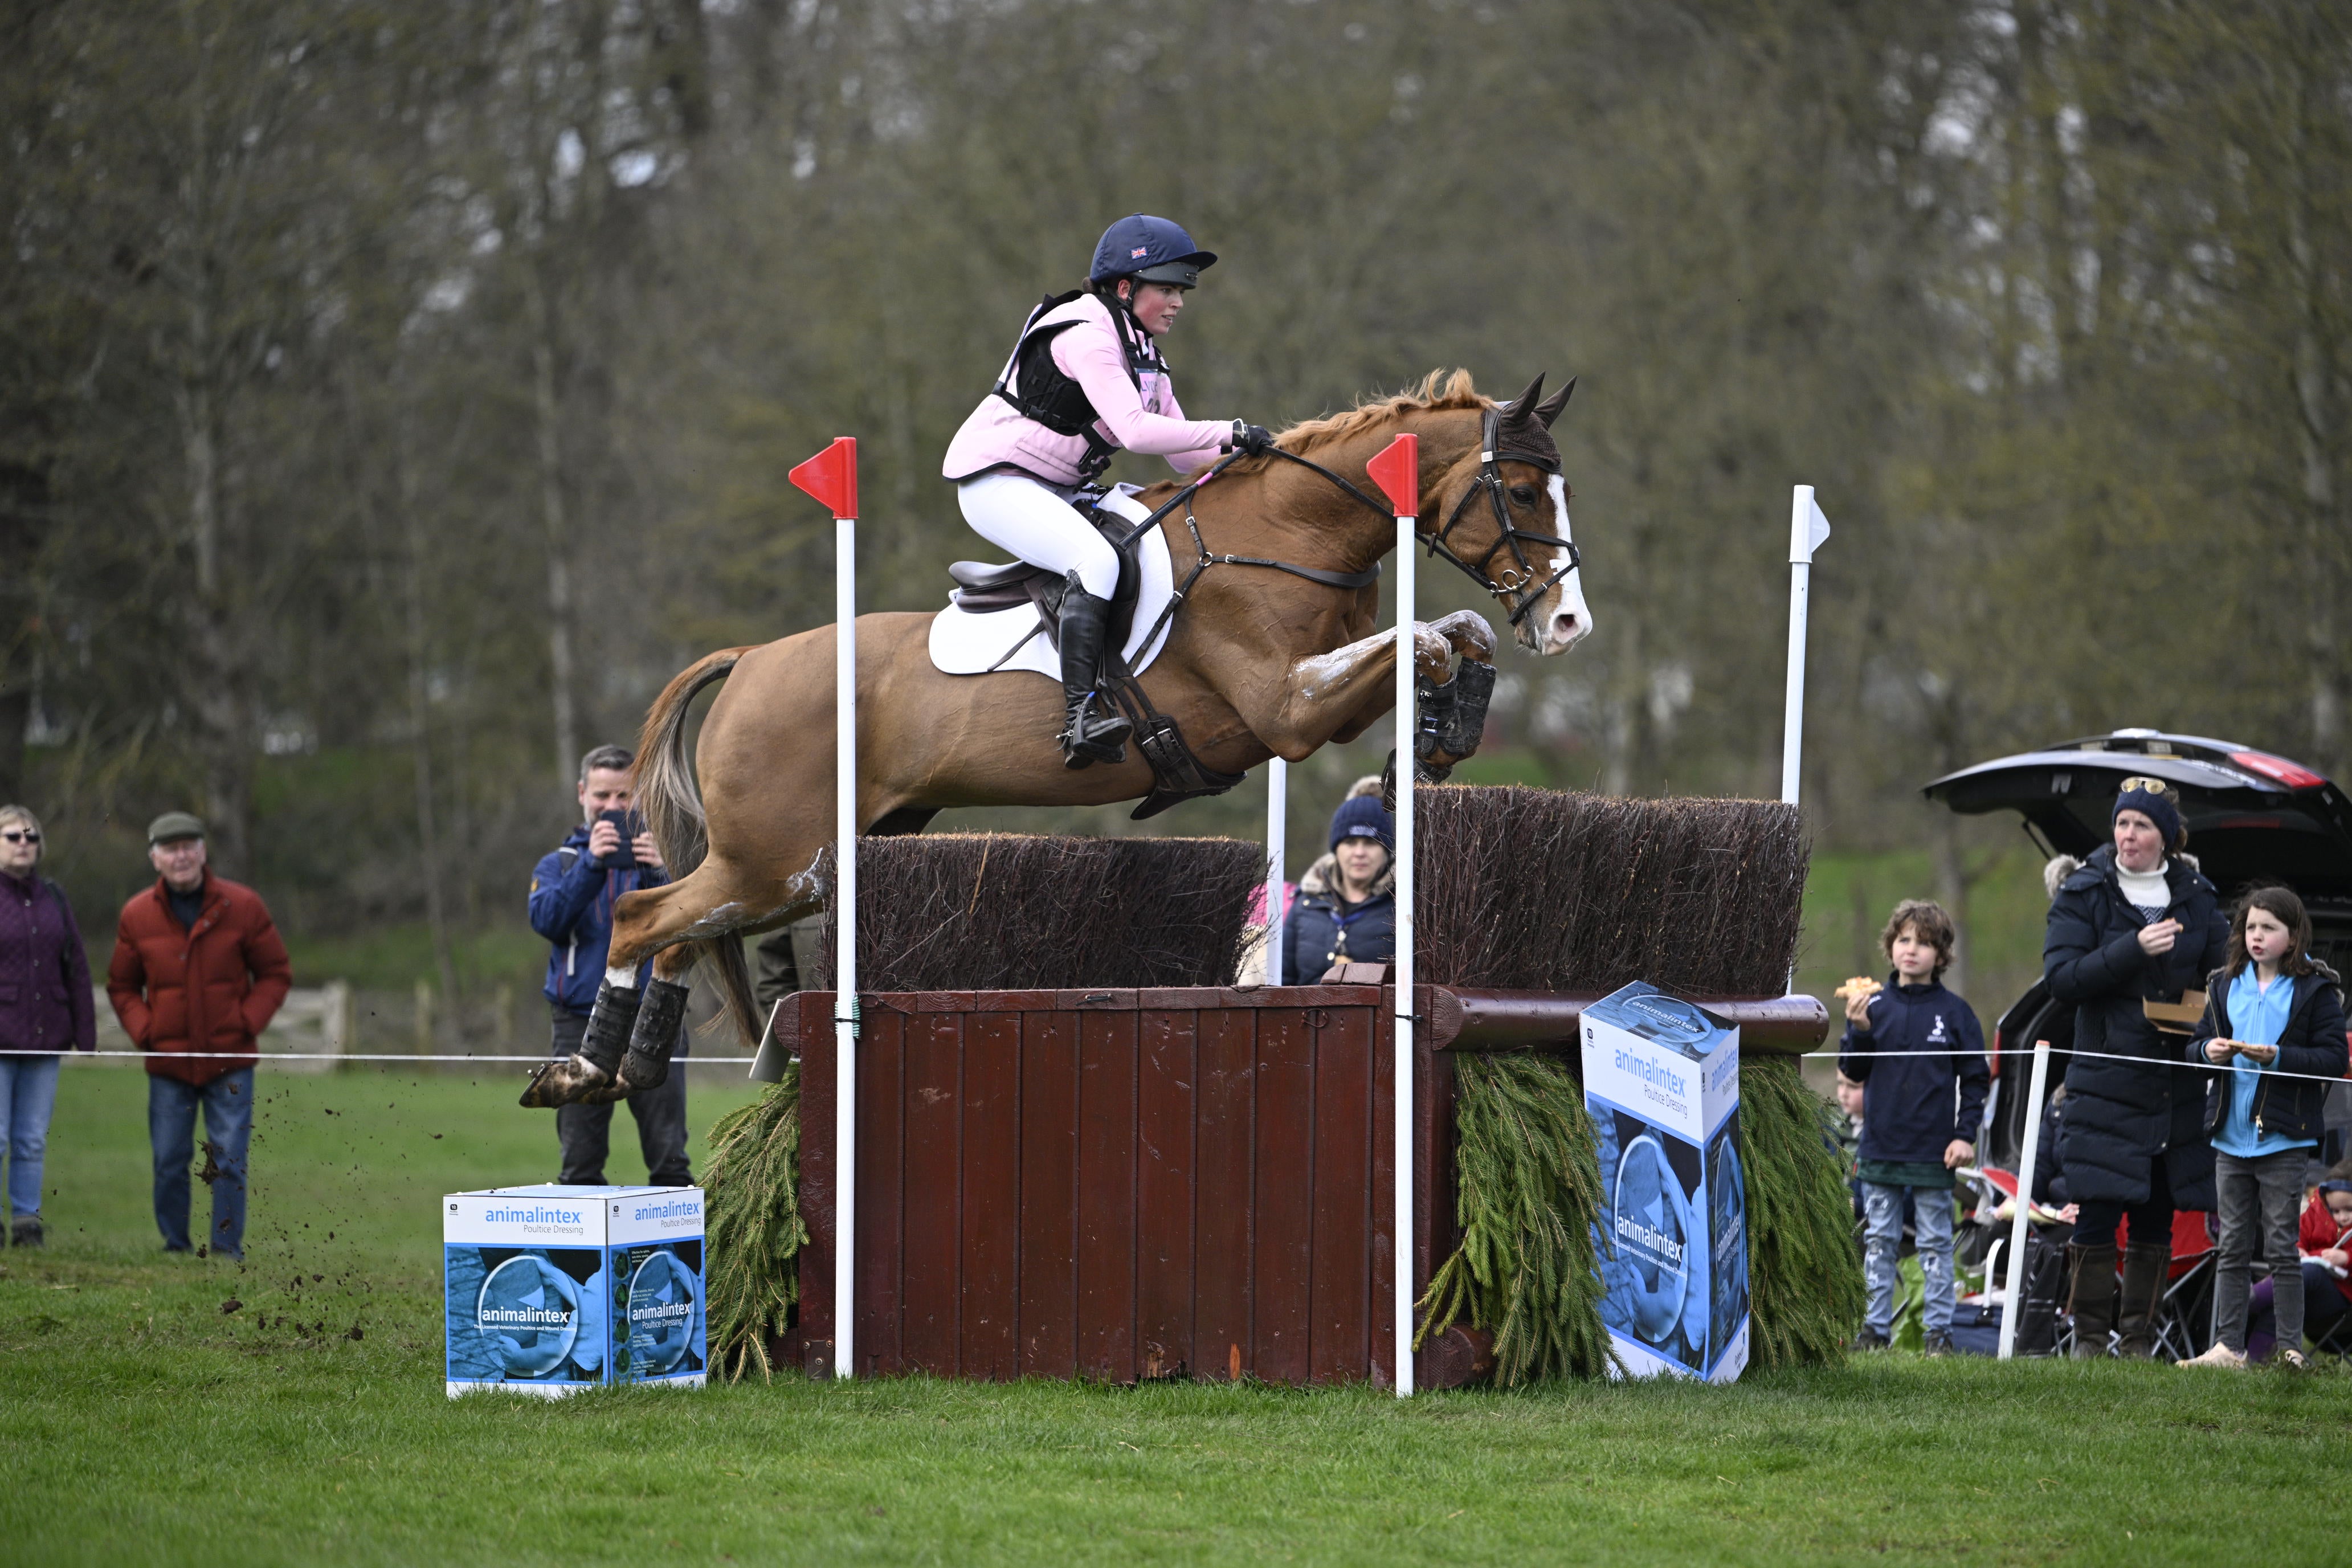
[1255,615,1484,761]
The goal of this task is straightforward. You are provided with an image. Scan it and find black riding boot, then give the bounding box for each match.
[1056,577,1131,769]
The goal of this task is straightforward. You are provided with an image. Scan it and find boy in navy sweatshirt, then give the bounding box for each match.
[1839,899,1990,1354]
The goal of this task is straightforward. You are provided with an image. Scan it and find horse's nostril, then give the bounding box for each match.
[1550,613,1583,645]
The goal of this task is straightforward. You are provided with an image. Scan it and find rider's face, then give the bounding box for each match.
[1122,279,1187,336]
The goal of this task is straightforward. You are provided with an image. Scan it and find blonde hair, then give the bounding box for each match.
[0,805,42,860]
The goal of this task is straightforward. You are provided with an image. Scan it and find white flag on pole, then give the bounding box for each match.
[1789,491,1831,564]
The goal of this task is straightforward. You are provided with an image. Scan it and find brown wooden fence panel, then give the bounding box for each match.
[1075,1008,1139,1381]
[1016,1008,1079,1377]
[795,986,1464,1389]
[1136,1007,1198,1380]
[1193,1005,1257,1382]
[960,1010,1022,1380]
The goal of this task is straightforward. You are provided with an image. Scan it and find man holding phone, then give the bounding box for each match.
[527,744,689,1185]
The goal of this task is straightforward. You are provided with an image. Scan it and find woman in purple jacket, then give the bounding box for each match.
[0,805,96,1248]
[942,214,1271,767]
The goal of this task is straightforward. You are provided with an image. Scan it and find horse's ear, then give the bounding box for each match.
[1535,376,1575,429]
[1506,373,1546,417]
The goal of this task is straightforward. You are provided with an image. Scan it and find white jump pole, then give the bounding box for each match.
[1780,485,1831,808]
[1368,434,1420,1398]
[790,436,860,1381]
[1996,1039,2055,1361]
[1264,758,1287,986]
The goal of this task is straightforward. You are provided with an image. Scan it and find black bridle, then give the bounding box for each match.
[1242,406,1579,627]
[1422,406,1582,627]
[1104,402,1582,636]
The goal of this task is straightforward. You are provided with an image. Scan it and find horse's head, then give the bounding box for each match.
[1424,374,1592,656]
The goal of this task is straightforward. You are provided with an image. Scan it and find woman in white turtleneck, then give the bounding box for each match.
[2043,777,2229,1359]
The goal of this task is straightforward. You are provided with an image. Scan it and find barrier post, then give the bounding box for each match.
[789,435,859,1380]
[1264,758,1287,986]
[1996,1039,2054,1361]
[1779,485,1831,807]
[1367,433,1420,1396]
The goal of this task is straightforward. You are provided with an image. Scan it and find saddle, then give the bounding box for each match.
[945,492,1144,660]
[943,492,1245,820]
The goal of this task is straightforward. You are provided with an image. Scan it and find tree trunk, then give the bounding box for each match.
[2285,63,2345,775]
[524,261,580,793]
[397,417,462,1011]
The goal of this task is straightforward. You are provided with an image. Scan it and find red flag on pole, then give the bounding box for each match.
[1366,434,1419,516]
[789,437,859,519]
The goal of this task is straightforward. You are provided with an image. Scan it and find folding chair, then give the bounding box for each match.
[2122,1210,2214,1363]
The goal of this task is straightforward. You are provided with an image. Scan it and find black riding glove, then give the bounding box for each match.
[1231,420,1275,455]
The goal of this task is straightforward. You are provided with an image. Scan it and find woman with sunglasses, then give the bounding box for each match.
[0,805,95,1248]
[2043,777,2229,1357]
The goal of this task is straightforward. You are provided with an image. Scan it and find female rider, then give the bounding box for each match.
[942,214,1271,768]
[2043,777,2228,1358]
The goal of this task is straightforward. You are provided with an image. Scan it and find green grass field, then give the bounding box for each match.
[5,1064,2347,1567]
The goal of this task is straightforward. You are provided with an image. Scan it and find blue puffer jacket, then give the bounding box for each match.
[1280,854,1394,983]
[1837,977,1990,1166]
[2044,845,2228,1209]
[528,823,669,1012]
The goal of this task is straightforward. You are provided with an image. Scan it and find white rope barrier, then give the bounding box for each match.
[1809,1044,2352,1086]
[17,1049,761,1064]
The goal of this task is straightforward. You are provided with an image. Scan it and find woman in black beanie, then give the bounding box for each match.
[2042,777,2228,1357]
[1280,779,1396,983]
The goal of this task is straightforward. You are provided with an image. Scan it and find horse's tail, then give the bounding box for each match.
[632,647,762,1048]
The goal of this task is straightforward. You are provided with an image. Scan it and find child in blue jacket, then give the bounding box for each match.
[1839,899,1991,1354]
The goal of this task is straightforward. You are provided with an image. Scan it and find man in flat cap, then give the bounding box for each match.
[106,813,291,1263]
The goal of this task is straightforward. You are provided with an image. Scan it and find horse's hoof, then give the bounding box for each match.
[518,1054,613,1108]
[616,1051,669,1095]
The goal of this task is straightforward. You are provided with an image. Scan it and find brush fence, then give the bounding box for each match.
[777,983,1824,1389]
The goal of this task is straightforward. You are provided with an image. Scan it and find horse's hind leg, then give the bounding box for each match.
[520,858,822,1108]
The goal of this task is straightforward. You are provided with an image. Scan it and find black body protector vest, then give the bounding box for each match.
[990,290,1171,482]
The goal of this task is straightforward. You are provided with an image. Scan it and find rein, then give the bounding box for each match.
[1106,402,1583,659]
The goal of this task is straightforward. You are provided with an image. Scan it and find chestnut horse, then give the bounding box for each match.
[524,370,1593,1106]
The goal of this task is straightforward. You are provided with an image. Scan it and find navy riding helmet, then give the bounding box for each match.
[1089,214,1218,289]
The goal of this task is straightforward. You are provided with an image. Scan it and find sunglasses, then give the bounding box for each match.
[2117,776,2177,799]
[1,830,38,845]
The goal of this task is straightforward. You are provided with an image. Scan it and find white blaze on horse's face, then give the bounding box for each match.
[1538,474,1592,654]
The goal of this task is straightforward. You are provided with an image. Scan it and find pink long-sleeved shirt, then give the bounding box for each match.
[943,292,1228,486]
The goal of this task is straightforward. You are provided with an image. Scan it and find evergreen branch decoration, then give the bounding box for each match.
[1739,1055,1864,1368]
[1417,1051,1615,1385]
[701,1068,806,1382]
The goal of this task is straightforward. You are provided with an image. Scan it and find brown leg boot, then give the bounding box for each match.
[2067,1241,2120,1359]
[2116,1241,2171,1360]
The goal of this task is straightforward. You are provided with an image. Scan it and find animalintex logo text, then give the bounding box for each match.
[632,1198,700,1222]
[1613,1048,1687,1099]
[483,1204,582,1224]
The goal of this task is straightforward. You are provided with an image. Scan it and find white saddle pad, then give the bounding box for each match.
[926,485,1177,681]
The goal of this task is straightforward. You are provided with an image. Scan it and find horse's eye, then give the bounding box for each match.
[1508,485,1539,507]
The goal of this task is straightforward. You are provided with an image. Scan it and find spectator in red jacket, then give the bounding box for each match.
[106,812,292,1262]
[2246,1179,2352,1362]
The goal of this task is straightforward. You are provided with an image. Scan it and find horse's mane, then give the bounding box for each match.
[1267,369,1492,459]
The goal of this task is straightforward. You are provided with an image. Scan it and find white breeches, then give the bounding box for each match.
[957,472,1120,599]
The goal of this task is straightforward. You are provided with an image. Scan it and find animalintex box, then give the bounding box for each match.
[443,1183,707,1397]
[1579,983,1750,1383]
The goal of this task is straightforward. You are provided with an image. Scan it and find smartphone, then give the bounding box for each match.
[597,807,643,868]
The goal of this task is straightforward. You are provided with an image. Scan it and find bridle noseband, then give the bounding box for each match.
[1425,406,1582,627]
